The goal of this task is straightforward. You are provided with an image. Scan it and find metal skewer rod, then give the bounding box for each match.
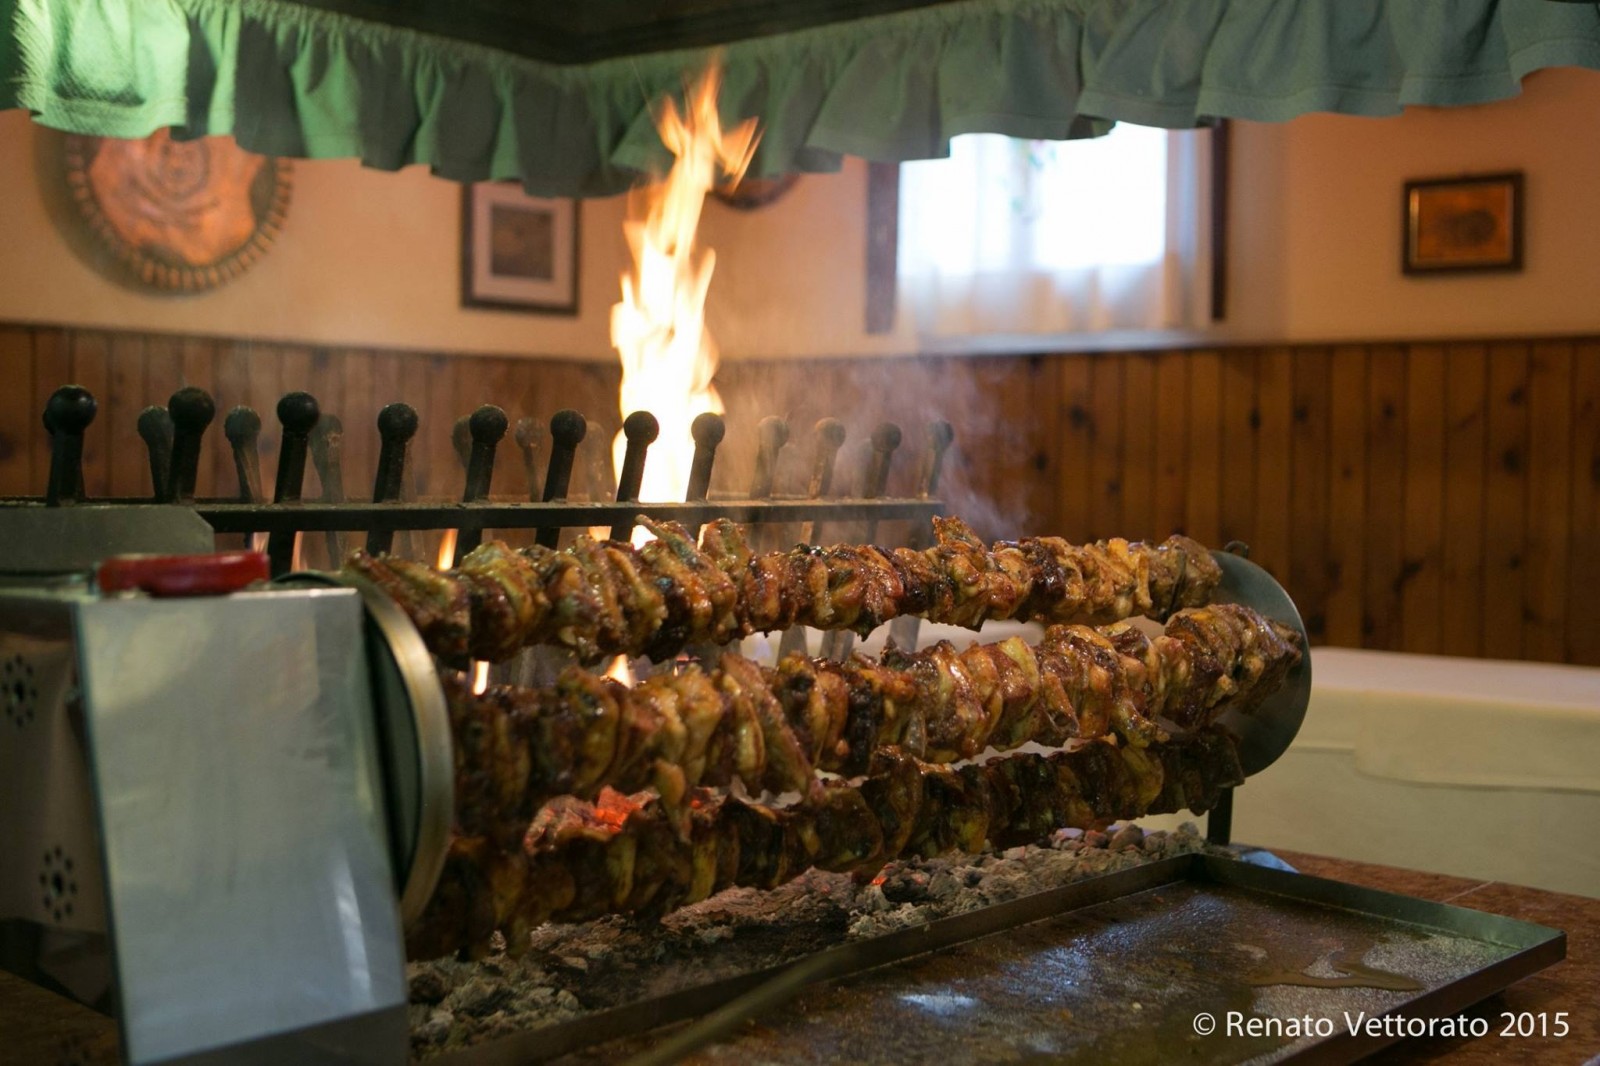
[778,418,847,659]
[536,410,586,549]
[367,403,418,556]
[682,412,728,669]
[820,422,901,661]
[609,410,659,543]
[457,405,508,557]
[137,405,174,502]
[43,386,94,507]
[267,391,319,576]
[223,406,263,504]
[163,387,215,506]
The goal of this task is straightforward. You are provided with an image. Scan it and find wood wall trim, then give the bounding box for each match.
[1,320,1595,666]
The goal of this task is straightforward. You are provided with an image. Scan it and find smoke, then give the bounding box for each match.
[711,353,1037,543]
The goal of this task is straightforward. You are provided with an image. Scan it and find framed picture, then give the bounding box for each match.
[1402,172,1523,274]
[461,183,579,313]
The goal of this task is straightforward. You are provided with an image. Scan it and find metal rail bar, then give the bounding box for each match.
[0,497,943,532]
[192,498,942,533]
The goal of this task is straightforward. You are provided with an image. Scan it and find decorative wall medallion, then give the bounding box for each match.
[62,130,292,292]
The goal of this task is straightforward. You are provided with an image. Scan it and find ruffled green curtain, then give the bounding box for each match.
[5,0,1600,197]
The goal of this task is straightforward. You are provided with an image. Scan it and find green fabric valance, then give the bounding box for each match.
[5,0,1600,197]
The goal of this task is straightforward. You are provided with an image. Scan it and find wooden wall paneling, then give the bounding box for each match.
[1056,355,1095,543]
[704,360,756,499]
[145,333,182,405]
[1400,344,1446,654]
[1217,349,1259,550]
[105,332,149,498]
[341,349,377,503]
[30,329,69,496]
[0,327,34,496]
[1288,347,1331,641]
[1439,344,1489,658]
[1086,354,1125,540]
[397,353,433,499]
[1253,348,1293,586]
[999,355,1058,539]
[244,341,284,499]
[1323,346,1368,648]
[306,347,346,489]
[1362,345,1406,651]
[457,356,502,492]
[7,317,1600,667]
[310,351,348,566]
[1152,351,1189,539]
[1112,354,1152,540]
[1184,350,1222,547]
[1568,342,1600,665]
[278,345,314,408]
[1482,343,1531,661]
[69,331,112,499]
[213,340,254,501]
[419,355,461,565]
[1523,341,1574,662]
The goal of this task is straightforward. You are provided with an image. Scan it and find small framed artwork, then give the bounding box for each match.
[1402,172,1523,274]
[461,183,579,313]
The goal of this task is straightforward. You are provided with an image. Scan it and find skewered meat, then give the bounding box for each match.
[406,729,1244,960]
[343,516,1222,664]
[446,604,1300,846]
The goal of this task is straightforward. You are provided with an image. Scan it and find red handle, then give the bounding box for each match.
[98,552,270,598]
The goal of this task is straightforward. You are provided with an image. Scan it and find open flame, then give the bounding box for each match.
[610,66,759,510]
[436,529,459,571]
[603,655,636,687]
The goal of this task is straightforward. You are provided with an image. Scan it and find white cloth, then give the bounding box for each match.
[897,125,1214,337]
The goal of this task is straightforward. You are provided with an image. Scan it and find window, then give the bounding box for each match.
[894,125,1216,338]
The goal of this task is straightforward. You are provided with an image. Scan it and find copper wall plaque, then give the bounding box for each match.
[63,130,292,292]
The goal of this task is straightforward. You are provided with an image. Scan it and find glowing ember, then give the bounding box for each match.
[611,66,759,510]
[471,660,490,695]
[436,529,459,571]
[603,654,635,687]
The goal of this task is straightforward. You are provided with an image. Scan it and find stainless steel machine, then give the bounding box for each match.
[0,518,455,1065]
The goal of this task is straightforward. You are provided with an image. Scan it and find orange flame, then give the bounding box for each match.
[436,529,459,571]
[471,660,490,695]
[603,655,635,687]
[611,66,759,512]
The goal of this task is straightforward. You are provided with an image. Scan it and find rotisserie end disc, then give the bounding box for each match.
[276,571,453,929]
[1209,550,1312,776]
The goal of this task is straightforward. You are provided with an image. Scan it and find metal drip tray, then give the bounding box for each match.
[449,855,1563,1065]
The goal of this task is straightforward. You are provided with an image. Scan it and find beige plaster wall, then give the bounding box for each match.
[0,65,1597,360]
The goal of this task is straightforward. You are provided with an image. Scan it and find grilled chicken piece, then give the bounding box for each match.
[346,517,1224,665]
[445,604,1300,846]
[406,729,1245,959]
